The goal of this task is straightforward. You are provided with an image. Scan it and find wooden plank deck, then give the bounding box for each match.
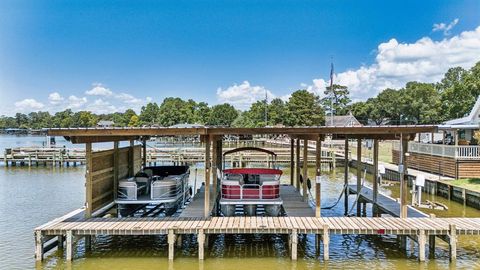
[36,215,480,236]
[348,185,428,218]
[280,185,315,217]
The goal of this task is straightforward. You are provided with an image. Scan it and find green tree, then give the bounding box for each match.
[268,98,285,126]
[400,82,440,124]
[284,90,324,126]
[208,103,238,126]
[139,102,160,126]
[321,84,351,115]
[128,115,139,127]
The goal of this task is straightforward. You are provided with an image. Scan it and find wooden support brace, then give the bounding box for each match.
[418,230,426,261]
[302,139,308,202]
[176,234,182,248]
[168,229,175,260]
[429,235,435,257]
[84,235,91,251]
[35,231,44,261]
[198,230,205,260]
[323,225,330,261]
[66,230,74,261]
[449,224,457,262]
[58,235,64,250]
[291,229,298,260]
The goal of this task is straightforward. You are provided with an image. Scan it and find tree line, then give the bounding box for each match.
[1,61,479,129]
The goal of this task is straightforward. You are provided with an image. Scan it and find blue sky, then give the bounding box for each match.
[1,0,480,115]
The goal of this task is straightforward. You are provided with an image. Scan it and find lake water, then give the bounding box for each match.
[1,135,480,270]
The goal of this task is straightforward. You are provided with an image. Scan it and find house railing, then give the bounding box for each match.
[393,141,480,160]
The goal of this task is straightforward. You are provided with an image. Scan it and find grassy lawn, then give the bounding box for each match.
[348,141,393,163]
[444,178,480,193]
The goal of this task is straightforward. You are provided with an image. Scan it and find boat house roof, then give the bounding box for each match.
[48,125,437,143]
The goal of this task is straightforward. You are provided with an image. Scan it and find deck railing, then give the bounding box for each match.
[393,141,480,160]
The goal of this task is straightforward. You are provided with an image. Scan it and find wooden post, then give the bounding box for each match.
[142,138,147,167]
[373,139,379,203]
[295,139,301,191]
[66,230,74,261]
[356,139,362,216]
[198,229,205,260]
[35,231,43,261]
[58,235,64,250]
[129,140,135,177]
[315,135,321,218]
[168,229,175,260]
[302,139,308,202]
[323,224,329,261]
[344,138,349,215]
[84,235,91,251]
[204,136,211,218]
[449,224,457,261]
[418,230,426,261]
[429,235,435,257]
[212,138,218,202]
[85,142,93,218]
[290,138,294,186]
[400,136,408,218]
[113,141,119,201]
[291,229,298,260]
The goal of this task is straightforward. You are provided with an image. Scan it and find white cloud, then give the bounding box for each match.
[116,93,143,104]
[14,99,45,111]
[433,18,459,36]
[66,95,88,109]
[48,92,64,105]
[85,99,117,114]
[307,26,480,100]
[216,81,275,109]
[85,83,113,96]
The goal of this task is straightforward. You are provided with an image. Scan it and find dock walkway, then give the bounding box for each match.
[348,185,428,218]
[280,185,315,217]
[35,215,480,261]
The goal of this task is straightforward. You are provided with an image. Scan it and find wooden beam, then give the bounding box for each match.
[113,141,119,201]
[449,224,457,261]
[373,139,379,203]
[302,139,308,202]
[129,140,135,177]
[86,142,93,218]
[400,135,409,218]
[295,139,301,191]
[49,125,438,138]
[142,138,147,167]
[211,138,218,204]
[315,135,321,217]
[290,138,294,186]
[204,136,211,218]
[69,136,139,144]
[344,138,349,215]
[356,139,362,217]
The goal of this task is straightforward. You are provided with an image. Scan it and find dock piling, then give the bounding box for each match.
[198,230,205,260]
[449,224,457,261]
[291,229,298,260]
[66,230,74,261]
[323,225,330,261]
[35,231,44,261]
[168,229,175,260]
[418,230,426,261]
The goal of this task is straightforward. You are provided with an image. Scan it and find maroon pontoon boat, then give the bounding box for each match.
[219,147,283,216]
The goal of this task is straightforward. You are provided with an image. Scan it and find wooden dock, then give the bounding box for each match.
[348,185,428,218]
[35,213,480,262]
[3,146,342,167]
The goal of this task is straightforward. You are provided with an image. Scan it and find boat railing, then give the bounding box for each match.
[221,182,280,200]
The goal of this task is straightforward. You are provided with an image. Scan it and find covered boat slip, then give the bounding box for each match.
[36,125,478,262]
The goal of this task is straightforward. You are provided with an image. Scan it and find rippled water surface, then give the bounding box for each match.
[1,135,480,270]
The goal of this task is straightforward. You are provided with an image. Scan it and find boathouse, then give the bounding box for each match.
[34,125,480,263]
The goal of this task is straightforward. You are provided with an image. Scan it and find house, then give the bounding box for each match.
[325,113,362,127]
[393,96,480,179]
[97,120,115,128]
